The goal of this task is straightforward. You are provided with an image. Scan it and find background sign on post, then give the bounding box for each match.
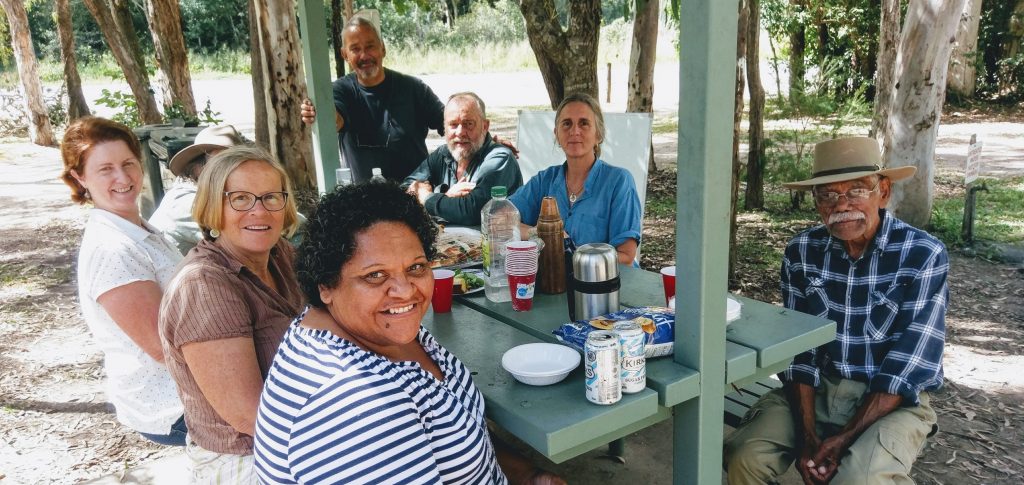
[964,138,983,185]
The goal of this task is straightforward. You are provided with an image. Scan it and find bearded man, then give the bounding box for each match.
[402,92,523,226]
[724,137,949,485]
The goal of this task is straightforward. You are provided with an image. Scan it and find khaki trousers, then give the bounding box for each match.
[723,375,936,485]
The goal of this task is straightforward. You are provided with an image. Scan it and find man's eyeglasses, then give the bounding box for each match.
[813,183,879,208]
[224,191,289,212]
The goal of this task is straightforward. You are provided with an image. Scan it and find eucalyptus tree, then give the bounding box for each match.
[144,0,196,116]
[882,0,968,227]
[0,0,55,145]
[519,0,602,107]
[55,0,91,121]
[82,0,162,124]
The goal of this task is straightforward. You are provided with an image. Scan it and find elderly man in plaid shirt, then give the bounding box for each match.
[724,137,949,485]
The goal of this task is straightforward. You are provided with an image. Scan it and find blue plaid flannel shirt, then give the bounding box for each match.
[780,210,948,406]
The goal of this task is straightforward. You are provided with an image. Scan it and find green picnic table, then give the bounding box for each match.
[419,266,834,464]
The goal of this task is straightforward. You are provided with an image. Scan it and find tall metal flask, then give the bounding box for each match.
[572,243,620,321]
[536,197,566,294]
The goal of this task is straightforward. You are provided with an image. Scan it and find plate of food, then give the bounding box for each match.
[431,227,483,269]
[452,269,486,295]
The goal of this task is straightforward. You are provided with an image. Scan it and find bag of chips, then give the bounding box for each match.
[552,306,675,358]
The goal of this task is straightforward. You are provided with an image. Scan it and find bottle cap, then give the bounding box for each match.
[490,186,507,197]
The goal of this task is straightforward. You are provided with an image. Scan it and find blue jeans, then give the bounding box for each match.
[138,415,187,446]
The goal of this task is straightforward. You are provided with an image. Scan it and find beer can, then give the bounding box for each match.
[613,321,647,394]
[585,330,622,405]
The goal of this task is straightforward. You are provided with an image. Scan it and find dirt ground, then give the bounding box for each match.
[1,113,1022,484]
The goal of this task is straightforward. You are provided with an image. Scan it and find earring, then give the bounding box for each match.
[83,189,91,199]
[210,228,221,238]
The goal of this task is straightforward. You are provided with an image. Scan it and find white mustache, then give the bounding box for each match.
[828,211,866,225]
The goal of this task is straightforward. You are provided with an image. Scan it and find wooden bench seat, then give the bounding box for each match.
[724,377,782,428]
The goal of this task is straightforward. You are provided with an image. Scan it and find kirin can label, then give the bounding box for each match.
[613,321,647,394]
[585,330,621,405]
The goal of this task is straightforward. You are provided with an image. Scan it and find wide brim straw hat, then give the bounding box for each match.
[782,137,917,190]
[168,125,245,176]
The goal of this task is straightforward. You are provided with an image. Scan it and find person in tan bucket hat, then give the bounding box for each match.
[725,137,949,485]
[149,125,246,255]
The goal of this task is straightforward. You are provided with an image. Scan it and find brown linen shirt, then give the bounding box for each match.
[159,238,303,455]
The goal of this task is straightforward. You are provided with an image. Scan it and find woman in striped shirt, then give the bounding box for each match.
[253,181,563,484]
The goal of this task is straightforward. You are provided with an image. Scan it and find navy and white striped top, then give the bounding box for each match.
[253,310,508,484]
[780,210,948,406]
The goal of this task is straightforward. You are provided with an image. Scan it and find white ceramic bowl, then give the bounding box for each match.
[501,343,581,386]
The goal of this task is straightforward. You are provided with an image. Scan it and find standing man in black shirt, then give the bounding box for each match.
[301,16,444,182]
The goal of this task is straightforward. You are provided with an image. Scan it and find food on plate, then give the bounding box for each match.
[452,269,485,294]
[430,231,483,268]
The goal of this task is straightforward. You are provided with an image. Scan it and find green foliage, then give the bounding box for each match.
[188,49,251,75]
[761,0,880,102]
[164,100,223,127]
[47,85,68,130]
[975,2,1024,101]
[761,59,872,210]
[0,7,12,67]
[93,89,140,128]
[368,0,526,50]
[179,0,250,54]
[929,176,1024,248]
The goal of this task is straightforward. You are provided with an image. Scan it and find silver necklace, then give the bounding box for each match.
[567,183,583,204]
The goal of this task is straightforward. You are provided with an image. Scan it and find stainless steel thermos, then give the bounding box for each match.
[570,243,620,321]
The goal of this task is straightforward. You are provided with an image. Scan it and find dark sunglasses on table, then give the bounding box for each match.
[224,191,289,211]
[812,183,879,207]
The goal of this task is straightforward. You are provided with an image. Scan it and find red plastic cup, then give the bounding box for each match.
[507,272,537,311]
[660,266,676,306]
[432,269,455,313]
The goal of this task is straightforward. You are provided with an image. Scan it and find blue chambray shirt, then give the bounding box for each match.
[779,209,948,406]
[510,159,642,249]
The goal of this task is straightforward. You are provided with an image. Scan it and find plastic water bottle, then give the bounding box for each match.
[481,186,521,303]
[371,167,385,182]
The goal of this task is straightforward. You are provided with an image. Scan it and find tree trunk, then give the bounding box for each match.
[1004,1,1024,59]
[331,0,344,79]
[144,0,196,116]
[83,0,162,124]
[729,0,748,284]
[55,0,91,121]
[249,0,268,147]
[1,0,56,145]
[788,0,805,99]
[883,0,968,228]
[252,0,316,192]
[627,0,659,175]
[744,0,765,210]
[519,0,601,107]
[444,0,457,27]
[947,0,982,98]
[871,0,900,139]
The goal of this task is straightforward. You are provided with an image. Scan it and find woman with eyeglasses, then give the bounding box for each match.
[159,145,304,483]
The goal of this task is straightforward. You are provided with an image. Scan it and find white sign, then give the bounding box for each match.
[964,140,983,185]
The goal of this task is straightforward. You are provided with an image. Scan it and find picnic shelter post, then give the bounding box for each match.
[673,1,739,484]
